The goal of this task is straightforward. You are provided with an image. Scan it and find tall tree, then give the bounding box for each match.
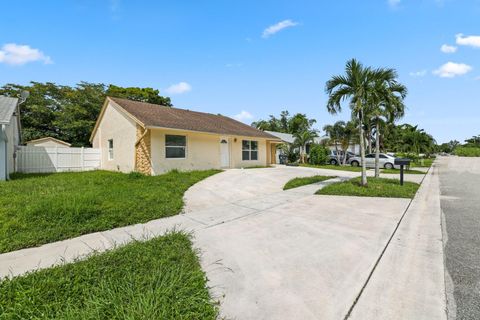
[366,68,407,177]
[252,111,316,135]
[0,82,171,146]
[325,59,375,186]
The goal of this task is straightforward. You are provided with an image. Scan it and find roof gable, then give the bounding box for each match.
[103,97,279,139]
[0,96,18,124]
[26,137,71,146]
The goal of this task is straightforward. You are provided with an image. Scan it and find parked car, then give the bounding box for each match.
[327,150,357,165]
[348,153,399,169]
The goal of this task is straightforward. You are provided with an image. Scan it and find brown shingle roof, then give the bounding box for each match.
[109,97,278,139]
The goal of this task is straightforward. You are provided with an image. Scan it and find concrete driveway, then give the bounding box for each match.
[183,166,441,319]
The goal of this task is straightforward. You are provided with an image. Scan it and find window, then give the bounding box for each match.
[242,140,258,161]
[365,154,375,158]
[379,154,388,159]
[108,139,114,160]
[166,135,186,158]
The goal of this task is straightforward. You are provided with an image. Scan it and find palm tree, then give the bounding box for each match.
[294,130,317,163]
[326,59,375,186]
[366,69,407,177]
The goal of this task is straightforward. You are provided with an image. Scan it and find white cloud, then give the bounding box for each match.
[433,62,472,78]
[0,43,52,66]
[409,70,427,77]
[233,110,253,122]
[456,33,480,48]
[441,44,457,53]
[388,0,401,7]
[262,19,298,38]
[165,82,192,94]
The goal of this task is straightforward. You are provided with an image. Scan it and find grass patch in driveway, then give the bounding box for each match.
[316,177,420,198]
[284,175,335,190]
[0,232,218,319]
[300,164,363,172]
[0,170,219,253]
[382,168,426,174]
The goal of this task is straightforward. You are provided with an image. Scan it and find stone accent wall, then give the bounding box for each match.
[135,125,152,175]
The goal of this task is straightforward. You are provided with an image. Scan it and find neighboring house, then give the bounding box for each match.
[0,96,21,181]
[315,135,360,154]
[90,97,282,174]
[264,130,296,163]
[26,137,71,148]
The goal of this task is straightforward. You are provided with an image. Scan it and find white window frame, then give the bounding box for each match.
[242,140,258,161]
[165,134,187,159]
[108,139,114,160]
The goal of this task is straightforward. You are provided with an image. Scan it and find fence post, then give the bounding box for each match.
[81,147,85,171]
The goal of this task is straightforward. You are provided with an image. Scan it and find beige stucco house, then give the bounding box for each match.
[26,137,71,148]
[90,97,281,175]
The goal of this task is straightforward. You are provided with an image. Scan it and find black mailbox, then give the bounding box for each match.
[394,158,411,185]
[394,158,411,166]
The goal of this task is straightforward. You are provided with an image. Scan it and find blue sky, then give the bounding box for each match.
[1,0,479,143]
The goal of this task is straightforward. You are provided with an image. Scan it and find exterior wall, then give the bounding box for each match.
[0,138,5,180]
[150,128,270,174]
[231,136,267,168]
[91,102,137,173]
[27,140,69,148]
[151,129,221,174]
[6,116,19,174]
[135,125,152,175]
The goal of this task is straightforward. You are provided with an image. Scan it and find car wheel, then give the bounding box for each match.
[351,160,359,167]
[384,163,394,170]
[329,159,338,165]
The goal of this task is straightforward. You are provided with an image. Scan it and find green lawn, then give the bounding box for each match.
[283,175,335,190]
[0,232,218,319]
[0,170,219,253]
[382,168,426,174]
[300,163,363,172]
[316,177,420,198]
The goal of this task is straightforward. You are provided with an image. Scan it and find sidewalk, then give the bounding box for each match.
[348,164,447,319]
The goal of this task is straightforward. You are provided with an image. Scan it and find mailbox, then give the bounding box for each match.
[394,158,411,185]
[394,158,411,166]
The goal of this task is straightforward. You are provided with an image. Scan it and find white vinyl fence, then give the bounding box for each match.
[16,146,101,173]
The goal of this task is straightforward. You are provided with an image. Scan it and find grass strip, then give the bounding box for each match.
[284,175,335,190]
[316,177,420,198]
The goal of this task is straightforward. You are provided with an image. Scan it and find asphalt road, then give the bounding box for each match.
[438,157,480,320]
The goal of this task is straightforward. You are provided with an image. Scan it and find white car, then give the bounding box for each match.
[348,153,399,169]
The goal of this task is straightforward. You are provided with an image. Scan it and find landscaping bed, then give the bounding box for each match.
[0,232,218,319]
[283,175,335,190]
[0,170,219,253]
[316,177,420,198]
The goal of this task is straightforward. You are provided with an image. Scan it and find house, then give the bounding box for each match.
[0,96,21,181]
[26,137,71,148]
[90,97,282,174]
[316,135,360,154]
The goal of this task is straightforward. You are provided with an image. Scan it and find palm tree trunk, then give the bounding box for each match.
[374,121,380,178]
[358,108,368,186]
[334,141,340,165]
[342,143,349,165]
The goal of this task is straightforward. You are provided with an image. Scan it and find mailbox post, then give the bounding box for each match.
[394,158,411,185]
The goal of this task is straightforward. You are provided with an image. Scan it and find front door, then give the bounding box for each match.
[220,138,230,167]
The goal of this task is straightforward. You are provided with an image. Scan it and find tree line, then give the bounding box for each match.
[0,82,172,147]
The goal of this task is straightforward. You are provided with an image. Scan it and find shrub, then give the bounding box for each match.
[309,144,329,165]
[454,147,480,157]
